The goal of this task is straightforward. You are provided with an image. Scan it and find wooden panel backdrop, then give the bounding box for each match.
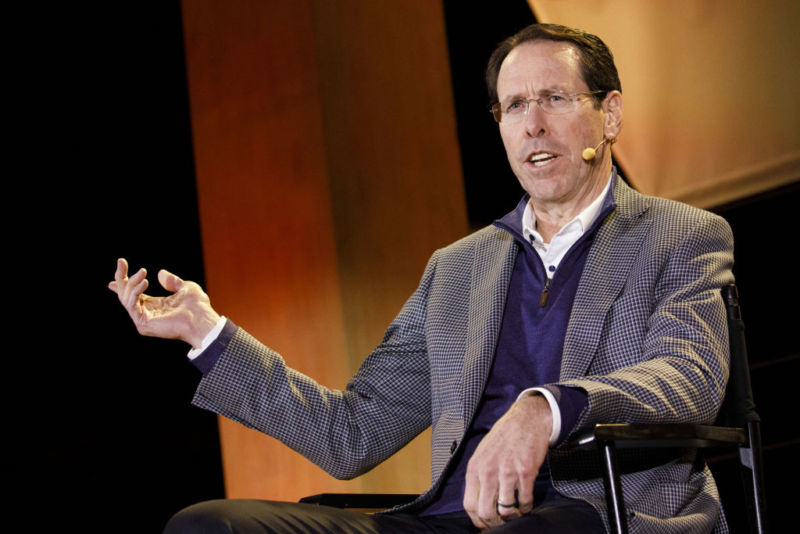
[181,0,467,500]
[530,0,800,208]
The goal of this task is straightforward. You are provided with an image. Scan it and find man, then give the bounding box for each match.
[110,23,733,533]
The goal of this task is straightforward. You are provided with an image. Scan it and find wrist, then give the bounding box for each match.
[186,309,222,349]
[516,393,554,442]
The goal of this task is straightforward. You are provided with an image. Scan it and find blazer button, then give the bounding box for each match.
[450,440,458,454]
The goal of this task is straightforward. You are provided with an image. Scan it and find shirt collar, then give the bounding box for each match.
[523,173,614,246]
[494,168,619,244]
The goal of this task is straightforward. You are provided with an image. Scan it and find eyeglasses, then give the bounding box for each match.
[490,90,605,123]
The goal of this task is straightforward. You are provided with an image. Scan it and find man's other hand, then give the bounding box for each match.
[108,258,221,349]
[463,394,552,529]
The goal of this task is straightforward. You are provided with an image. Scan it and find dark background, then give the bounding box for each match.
[21,1,796,531]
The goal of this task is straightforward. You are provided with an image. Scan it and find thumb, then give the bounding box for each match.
[158,269,184,292]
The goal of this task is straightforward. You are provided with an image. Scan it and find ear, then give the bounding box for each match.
[602,90,623,141]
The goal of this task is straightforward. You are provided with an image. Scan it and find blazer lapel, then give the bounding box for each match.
[461,229,517,423]
[561,179,653,380]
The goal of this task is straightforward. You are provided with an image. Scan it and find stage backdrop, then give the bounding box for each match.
[530,0,800,207]
[181,0,467,500]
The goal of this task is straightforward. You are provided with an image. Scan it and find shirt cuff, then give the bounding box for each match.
[190,318,238,375]
[517,387,561,445]
[187,316,228,360]
[187,315,228,360]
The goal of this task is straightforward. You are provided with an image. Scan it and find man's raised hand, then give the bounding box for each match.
[108,258,220,348]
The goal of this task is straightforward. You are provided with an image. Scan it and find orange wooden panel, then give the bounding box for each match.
[310,0,467,493]
[182,0,466,501]
[530,0,800,207]
[182,0,356,500]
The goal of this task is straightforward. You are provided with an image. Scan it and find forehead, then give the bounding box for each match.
[496,40,586,99]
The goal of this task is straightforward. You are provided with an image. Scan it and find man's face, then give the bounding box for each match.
[496,40,618,209]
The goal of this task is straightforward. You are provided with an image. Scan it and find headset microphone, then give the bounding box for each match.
[582,138,608,161]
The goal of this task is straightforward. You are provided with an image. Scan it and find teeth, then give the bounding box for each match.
[529,152,555,164]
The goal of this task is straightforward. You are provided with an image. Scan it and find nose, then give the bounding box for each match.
[523,100,548,138]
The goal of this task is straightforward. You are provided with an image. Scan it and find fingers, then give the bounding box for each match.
[463,472,487,529]
[475,478,502,527]
[108,258,129,293]
[109,259,186,297]
[497,487,521,521]
[464,466,519,529]
[516,477,534,515]
[122,267,149,309]
[115,258,129,282]
[109,258,148,309]
[158,269,184,292]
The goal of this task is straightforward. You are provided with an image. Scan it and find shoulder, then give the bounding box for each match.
[614,179,732,241]
[442,224,507,249]
[429,225,514,267]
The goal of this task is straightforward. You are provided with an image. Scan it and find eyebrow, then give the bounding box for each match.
[500,86,569,103]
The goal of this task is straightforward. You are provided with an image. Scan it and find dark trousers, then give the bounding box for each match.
[164,497,604,533]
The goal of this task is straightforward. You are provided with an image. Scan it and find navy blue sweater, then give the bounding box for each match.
[422,191,614,515]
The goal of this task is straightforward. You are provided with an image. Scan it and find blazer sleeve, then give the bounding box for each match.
[191,252,441,480]
[554,208,735,437]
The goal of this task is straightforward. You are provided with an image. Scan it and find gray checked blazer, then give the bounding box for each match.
[193,178,735,534]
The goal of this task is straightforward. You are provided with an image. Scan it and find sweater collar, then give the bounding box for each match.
[494,168,619,244]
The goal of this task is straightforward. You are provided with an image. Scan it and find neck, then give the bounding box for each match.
[531,164,610,243]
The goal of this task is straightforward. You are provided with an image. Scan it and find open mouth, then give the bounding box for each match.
[528,152,557,167]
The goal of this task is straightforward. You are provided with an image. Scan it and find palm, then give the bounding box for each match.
[131,285,202,338]
[109,258,220,347]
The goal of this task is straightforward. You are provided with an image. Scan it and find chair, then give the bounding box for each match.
[298,492,417,513]
[302,284,768,532]
[568,284,768,533]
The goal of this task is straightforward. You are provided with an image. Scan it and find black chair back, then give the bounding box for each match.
[718,284,760,428]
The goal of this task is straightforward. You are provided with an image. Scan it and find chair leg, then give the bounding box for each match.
[601,442,629,534]
[742,421,768,534]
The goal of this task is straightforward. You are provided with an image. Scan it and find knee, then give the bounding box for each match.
[163,499,234,534]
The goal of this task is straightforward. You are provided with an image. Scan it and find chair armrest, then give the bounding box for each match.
[569,423,747,450]
[299,493,419,511]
